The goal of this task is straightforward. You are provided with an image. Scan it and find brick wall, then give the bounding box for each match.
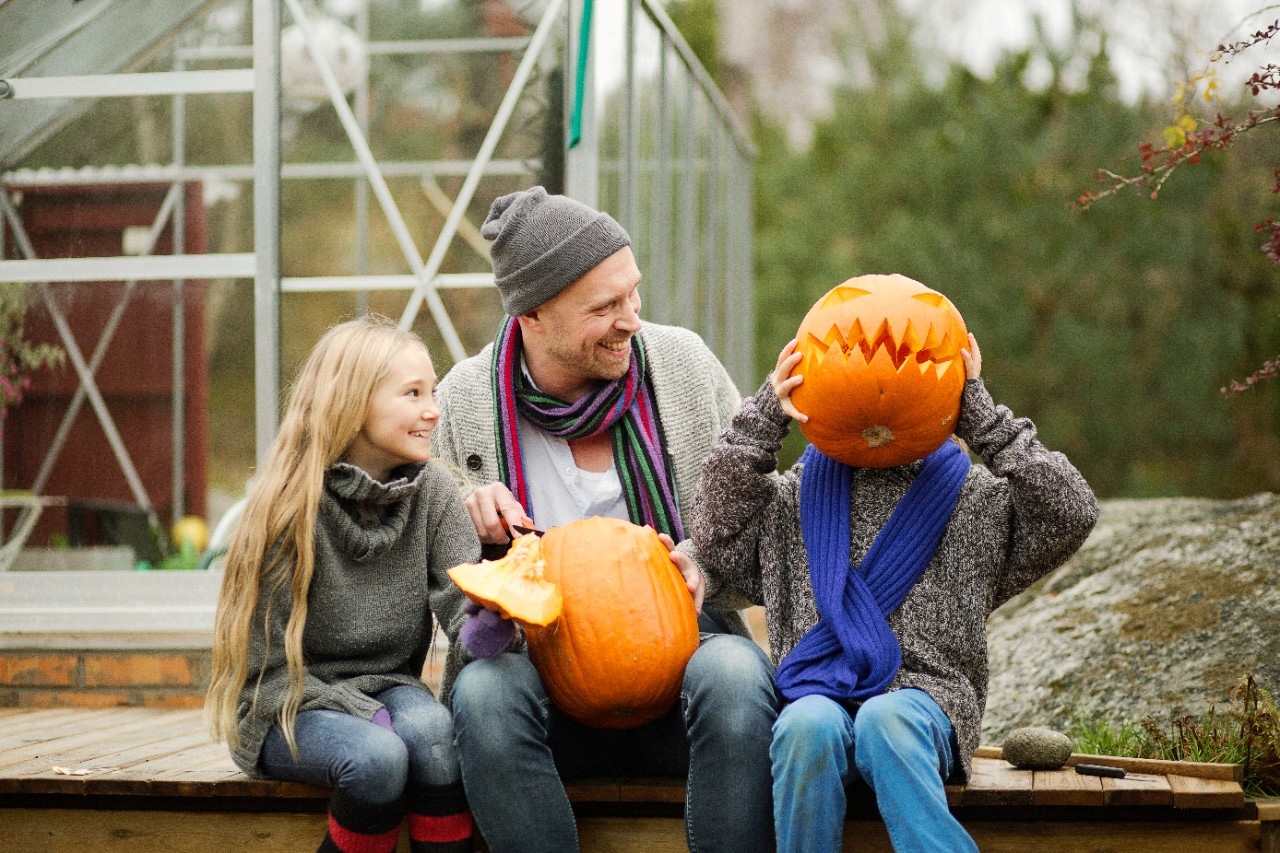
[0,638,450,709]
[0,615,759,709]
[0,649,211,708]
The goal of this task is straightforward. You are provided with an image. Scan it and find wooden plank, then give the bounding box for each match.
[3,807,1265,853]
[839,819,895,851]
[962,756,1032,806]
[965,819,1260,853]
[1031,767,1104,806]
[3,723,204,778]
[1257,799,1280,821]
[617,777,685,804]
[146,747,237,777]
[1068,753,1243,783]
[0,708,157,748]
[576,817,688,852]
[0,711,182,772]
[839,817,1264,853]
[975,745,1243,782]
[1102,772,1174,807]
[101,740,228,778]
[1,808,415,853]
[1265,822,1280,853]
[565,778,623,803]
[1168,774,1245,810]
[2,727,234,795]
[0,708,131,744]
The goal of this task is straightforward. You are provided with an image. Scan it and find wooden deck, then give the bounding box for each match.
[0,708,1275,852]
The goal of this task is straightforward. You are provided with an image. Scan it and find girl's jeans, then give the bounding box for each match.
[260,684,460,805]
[770,688,978,853]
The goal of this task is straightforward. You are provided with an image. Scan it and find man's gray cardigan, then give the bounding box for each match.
[689,378,1099,781]
[431,320,753,628]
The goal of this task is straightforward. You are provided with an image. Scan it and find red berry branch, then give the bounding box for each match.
[1076,18,1280,396]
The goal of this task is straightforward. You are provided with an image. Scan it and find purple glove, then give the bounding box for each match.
[460,598,516,659]
[371,707,395,733]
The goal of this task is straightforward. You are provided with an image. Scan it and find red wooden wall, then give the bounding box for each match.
[3,182,209,550]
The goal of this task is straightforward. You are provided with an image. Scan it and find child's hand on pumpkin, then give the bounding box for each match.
[659,533,705,614]
[772,339,809,423]
[961,333,982,380]
[459,598,517,659]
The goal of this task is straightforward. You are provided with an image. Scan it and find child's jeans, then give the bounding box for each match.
[770,688,978,853]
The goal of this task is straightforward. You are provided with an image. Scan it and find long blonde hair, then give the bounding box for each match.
[205,314,430,753]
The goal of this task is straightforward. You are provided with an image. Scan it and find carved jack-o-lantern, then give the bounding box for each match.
[790,274,968,468]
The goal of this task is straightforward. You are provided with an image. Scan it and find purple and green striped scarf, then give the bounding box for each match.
[491,317,684,539]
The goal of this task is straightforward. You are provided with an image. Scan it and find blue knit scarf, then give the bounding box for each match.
[775,441,971,703]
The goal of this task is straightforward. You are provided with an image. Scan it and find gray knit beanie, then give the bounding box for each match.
[481,186,631,316]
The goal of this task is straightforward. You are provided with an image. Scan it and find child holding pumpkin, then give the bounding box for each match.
[205,314,480,853]
[689,287,1099,852]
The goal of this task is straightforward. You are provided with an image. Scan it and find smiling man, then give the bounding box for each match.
[430,186,778,853]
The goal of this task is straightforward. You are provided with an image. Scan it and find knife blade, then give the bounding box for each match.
[501,518,545,538]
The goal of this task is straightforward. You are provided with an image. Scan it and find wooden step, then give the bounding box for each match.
[0,709,1269,853]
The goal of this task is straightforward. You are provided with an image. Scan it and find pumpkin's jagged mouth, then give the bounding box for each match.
[822,320,962,371]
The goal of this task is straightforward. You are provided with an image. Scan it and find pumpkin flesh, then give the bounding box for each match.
[447,532,563,627]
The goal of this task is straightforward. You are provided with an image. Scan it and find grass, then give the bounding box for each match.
[1066,674,1280,799]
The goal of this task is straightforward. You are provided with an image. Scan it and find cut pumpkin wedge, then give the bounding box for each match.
[447,532,563,627]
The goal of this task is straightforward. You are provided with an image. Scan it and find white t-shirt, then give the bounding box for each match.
[517,417,628,529]
[515,363,629,529]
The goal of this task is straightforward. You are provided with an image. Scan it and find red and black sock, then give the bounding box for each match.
[406,782,474,853]
[317,787,404,853]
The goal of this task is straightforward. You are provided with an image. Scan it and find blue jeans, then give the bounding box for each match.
[770,689,977,853]
[451,633,779,853]
[260,684,461,805]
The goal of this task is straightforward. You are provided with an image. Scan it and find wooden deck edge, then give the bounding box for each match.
[3,807,1267,853]
[974,745,1244,782]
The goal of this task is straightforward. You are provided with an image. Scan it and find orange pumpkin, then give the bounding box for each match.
[790,274,968,468]
[525,516,700,729]
[448,533,563,627]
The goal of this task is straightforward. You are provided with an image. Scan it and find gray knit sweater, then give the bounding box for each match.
[232,460,480,777]
[689,378,1098,781]
[432,320,754,626]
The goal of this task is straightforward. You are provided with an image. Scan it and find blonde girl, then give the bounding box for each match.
[206,314,479,853]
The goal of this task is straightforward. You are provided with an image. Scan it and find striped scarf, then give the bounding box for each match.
[490,317,683,539]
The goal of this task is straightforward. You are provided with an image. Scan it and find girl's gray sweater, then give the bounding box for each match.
[232,460,479,776]
[689,378,1098,781]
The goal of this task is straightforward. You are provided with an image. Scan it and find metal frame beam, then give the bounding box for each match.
[396,0,568,338]
[0,70,253,100]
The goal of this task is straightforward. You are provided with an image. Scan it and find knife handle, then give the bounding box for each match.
[1075,763,1127,778]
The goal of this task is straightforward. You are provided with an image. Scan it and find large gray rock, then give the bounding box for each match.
[982,492,1280,744]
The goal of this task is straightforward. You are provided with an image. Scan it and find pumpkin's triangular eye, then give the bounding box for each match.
[912,291,949,309]
[824,285,873,308]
